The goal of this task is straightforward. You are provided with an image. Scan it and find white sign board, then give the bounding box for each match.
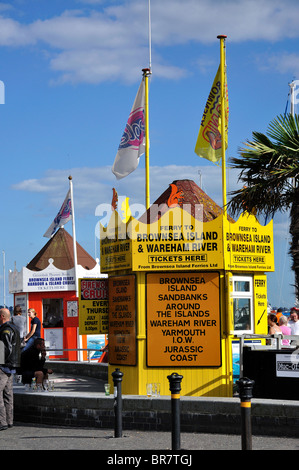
[276,353,299,378]
[44,328,63,356]
[9,259,106,294]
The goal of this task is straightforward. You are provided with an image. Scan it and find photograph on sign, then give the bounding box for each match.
[108,274,137,365]
[146,272,221,367]
[87,334,106,361]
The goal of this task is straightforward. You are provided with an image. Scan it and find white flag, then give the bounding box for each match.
[112,79,145,179]
[44,190,72,238]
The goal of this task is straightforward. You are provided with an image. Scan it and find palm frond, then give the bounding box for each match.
[228,113,299,218]
[267,114,299,153]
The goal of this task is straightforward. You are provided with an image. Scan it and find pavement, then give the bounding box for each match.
[1,422,299,452]
[13,371,107,394]
[4,373,299,453]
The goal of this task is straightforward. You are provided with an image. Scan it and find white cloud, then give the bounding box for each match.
[0,0,298,84]
[149,0,299,45]
[13,178,50,192]
[260,52,299,78]
[49,47,148,85]
[0,16,34,46]
[12,164,241,215]
[13,163,291,249]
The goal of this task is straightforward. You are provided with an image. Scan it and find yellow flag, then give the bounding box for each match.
[120,197,132,222]
[195,66,228,164]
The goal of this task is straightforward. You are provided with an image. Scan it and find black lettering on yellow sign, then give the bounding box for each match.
[79,278,109,335]
[109,275,136,366]
[137,231,218,242]
[159,276,205,284]
[255,279,266,287]
[146,272,221,367]
[101,241,130,255]
[226,230,272,259]
[230,243,271,254]
[145,242,218,253]
[135,231,219,256]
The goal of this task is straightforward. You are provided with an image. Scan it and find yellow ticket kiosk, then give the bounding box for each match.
[100,180,274,397]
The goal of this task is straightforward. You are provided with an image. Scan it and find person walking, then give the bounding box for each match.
[288,308,299,335]
[11,305,27,344]
[267,314,282,347]
[278,316,291,346]
[268,314,282,334]
[0,308,21,430]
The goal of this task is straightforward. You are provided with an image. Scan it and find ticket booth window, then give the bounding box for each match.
[232,276,253,333]
[42,298,64,328]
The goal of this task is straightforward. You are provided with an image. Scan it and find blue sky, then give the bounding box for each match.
[0,0,298,308]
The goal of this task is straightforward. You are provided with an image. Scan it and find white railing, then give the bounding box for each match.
[235,333,299,378]
[45,348,106,363]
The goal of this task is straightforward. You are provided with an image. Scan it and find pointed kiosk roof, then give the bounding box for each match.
[26,228,97,271]
[139,179,234,224]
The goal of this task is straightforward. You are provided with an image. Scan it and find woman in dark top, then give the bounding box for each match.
[22,308,41,352]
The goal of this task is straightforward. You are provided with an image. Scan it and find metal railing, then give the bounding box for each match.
[236,333,299,378]
[45,348,105,362]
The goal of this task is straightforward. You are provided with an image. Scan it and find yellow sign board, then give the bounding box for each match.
[100,210,132,272]
[100,207,274,273]
[78,278,108,335]
[224,213,274,271]
[146,272,221,367]
[108,275,137,365]
[132,211,223,271]
[254,274,268,334]
[100,238,132,272]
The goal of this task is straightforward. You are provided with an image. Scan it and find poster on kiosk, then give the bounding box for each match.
[78,278,108,361]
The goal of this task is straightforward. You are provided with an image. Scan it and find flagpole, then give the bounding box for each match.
[142,67,151,210]
[290,80,295,117]
[217,34,227,216]
[148,0,152,71]
[68,175,78,297]
[218,35,232,392]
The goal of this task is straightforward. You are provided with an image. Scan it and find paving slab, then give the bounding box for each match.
[1,422,299,452]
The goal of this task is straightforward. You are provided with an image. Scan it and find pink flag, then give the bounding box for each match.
[44,190,72,238]
[112,79,145,179]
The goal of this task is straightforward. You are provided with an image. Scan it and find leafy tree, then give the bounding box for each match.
[228,113,299,299]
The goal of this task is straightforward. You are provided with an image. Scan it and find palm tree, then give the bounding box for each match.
[228,113,299,300]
